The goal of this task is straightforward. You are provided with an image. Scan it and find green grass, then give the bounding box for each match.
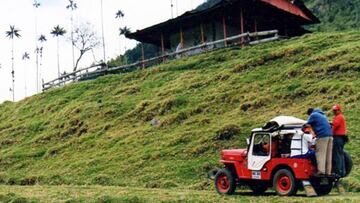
[0,186,359,203]
[1,30,360,196]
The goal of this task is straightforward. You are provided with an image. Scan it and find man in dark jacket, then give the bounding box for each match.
[306,108,333,176]
[332,104,347,177]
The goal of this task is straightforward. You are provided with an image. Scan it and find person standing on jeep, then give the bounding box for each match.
[306,108,333,176]
[332,104,348,177]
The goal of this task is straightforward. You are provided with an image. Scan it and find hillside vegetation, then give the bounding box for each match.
[1,31,360,193]
[304,0,360,31]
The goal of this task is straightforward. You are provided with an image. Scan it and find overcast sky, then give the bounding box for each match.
[0,0,205,103]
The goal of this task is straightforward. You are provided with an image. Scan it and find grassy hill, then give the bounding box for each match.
[1,31,360,194]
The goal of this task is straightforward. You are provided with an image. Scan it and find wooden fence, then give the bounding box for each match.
[43,30,279,91]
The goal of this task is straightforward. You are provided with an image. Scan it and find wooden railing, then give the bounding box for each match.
[43,30,279,91]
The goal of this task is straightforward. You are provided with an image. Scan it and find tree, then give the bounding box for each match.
[33,0,41,92]
[39,34,47,42]
[195,0,221,11]
[38,34,47,87]
[72,23,100,71]
[115,10,124,19]
[302,0,360,31]
[66,0,78,69]
[22,52,30,60]
[50,25,66,78]
[115,10,125,54]
[119,26,131,63]
[6,25,21,102]
[33,0,40,8]
[119,26,131,36]
[100,0,106,62]
[22,52,30,97]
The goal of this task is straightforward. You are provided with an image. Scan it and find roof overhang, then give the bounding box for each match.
[260,0,319,24]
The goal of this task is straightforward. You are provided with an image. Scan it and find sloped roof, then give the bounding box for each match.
[126,0,319,45]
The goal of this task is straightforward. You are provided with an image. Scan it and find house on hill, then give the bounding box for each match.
[126,0,319,55]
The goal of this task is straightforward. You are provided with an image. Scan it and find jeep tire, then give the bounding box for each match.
[310,178,333,196]
[214,169,236,195]
[273,169,297,196]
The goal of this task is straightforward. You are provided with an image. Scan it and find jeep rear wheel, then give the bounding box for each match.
[273,169,297,196]
[214,169,236,195]
[310,178,333,196]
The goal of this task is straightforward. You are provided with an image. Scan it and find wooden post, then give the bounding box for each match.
[141,43,145,69]
[240,8,244,34]
[180,27,184,48]
[200,23,205,44]
[222,15,227,47]
[161,33,166,62]
[254,18,258,40]
[240,8,244,45]
[161,33,165,55]
[254,18,258,33]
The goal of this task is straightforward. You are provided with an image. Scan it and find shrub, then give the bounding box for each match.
[6,177,20,185]
[214,124,240,141]
[158,97,187,115]
[20,176,39,186]
[92,174,113,186]
[162,181,179,188]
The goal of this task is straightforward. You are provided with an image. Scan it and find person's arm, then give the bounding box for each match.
[332,116,340,132]
[309,127,316,138]
[306,114,316,126]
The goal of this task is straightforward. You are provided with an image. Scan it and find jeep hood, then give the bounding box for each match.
[221,149,247,161]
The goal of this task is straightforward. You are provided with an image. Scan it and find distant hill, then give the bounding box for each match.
[1,31,360,191]
[304,0,360,31]
[194,0,221,11]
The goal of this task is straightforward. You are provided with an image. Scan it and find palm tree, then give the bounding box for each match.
[50,25,66,78]
[33,0,41,93]
[115,10,124,19]
[6,25,21,102]
[39,34,47,42]
[119,26,131,36]
[100,0,106,62]
[33,0,40,8]
[38,34,47,89]
[66,0,78,69]
[22,52,30,97]
[119,26,131,64]
[115,10,125,54]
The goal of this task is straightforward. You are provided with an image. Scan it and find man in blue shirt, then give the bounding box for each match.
[306,108,333,176]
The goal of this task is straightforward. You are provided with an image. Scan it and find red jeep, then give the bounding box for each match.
[212,116,352,196]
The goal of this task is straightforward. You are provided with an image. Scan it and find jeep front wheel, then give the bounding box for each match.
[273,169,297,196]
[214,169,236,195]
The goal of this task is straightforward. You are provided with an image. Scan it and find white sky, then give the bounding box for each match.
[0,0,205,103]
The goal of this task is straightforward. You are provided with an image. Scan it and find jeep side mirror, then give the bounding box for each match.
[246,138,250,145]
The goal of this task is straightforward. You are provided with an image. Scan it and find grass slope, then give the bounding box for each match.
[1,186,360,203]
[1,31,360,192]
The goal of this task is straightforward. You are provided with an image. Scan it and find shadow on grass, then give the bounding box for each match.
[233,191,308,197]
